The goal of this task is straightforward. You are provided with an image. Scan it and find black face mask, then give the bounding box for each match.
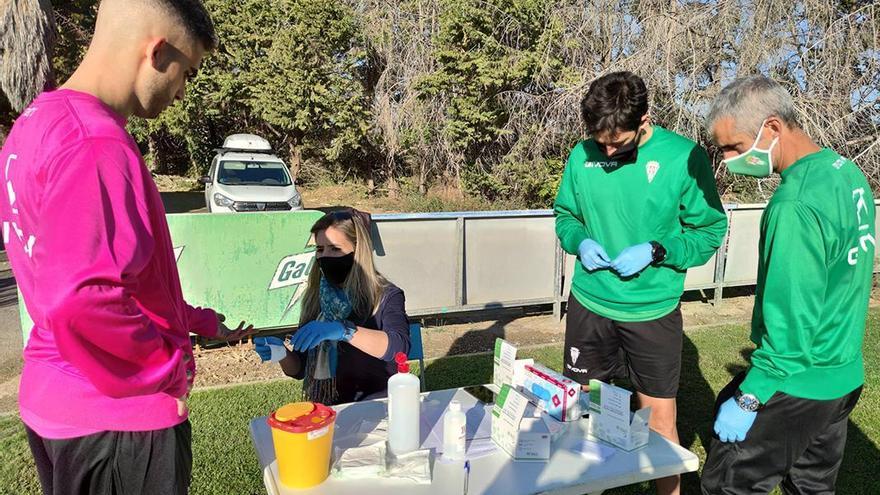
[606,130,644,163]
[319,253,354,285]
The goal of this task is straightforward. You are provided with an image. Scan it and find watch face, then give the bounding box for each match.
[737,394,761,412]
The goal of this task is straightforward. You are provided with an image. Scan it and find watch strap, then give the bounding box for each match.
[649,240,666,264]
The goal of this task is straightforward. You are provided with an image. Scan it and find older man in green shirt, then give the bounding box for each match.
[701,75,874,494]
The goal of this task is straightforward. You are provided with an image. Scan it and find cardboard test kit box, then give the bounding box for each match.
[493,338,533,390]
[586,379,651,451]
[520,363,581,422]
[491,384,551,461]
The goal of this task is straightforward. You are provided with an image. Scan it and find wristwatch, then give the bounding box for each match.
[734,389,763,412]
[649,241,667,265]
[341,320,358,342]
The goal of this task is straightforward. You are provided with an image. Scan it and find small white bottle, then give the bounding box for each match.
[387,352,420,455]
[442,400,467,460]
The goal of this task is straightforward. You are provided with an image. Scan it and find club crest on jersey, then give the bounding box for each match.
[646,161,660,183]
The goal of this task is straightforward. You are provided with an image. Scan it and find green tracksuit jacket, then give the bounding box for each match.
[740,148,875,403]
[554,126,728,321]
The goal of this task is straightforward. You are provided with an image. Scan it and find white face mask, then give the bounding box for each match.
[722,120,778,178]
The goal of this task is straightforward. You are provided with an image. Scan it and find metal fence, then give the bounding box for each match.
[371,210,560,317]
[372,201,880,318]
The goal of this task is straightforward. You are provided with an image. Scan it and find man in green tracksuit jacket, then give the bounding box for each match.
[554,71,727,495]
[701,76,874,494]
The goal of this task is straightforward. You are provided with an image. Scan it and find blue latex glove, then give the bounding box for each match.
[291,321,347,352]
[714,397,758,442]
[253,337,287,362]
[578,239,611,271]
[611,242,653,277]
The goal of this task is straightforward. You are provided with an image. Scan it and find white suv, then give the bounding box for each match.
[200,134,303,213]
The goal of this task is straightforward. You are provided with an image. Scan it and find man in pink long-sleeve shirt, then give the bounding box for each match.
[0,1,251,494]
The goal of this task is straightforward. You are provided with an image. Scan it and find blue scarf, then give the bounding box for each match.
[302,277,352,404]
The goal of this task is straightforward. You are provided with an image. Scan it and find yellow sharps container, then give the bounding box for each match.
[268,401,337,489]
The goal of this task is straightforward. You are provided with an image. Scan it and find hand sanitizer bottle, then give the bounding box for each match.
[387,352,420,455]
[443,400,467,460]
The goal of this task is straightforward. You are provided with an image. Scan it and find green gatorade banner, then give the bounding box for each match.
[20,210,323,343]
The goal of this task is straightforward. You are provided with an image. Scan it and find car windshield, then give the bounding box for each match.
[218,161,291,186]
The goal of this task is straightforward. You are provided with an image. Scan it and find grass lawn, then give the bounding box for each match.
[1,312,879,495]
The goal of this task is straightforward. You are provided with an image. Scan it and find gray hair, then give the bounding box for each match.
[706,75,800,136]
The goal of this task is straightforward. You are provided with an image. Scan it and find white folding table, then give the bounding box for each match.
[249,387,699,495]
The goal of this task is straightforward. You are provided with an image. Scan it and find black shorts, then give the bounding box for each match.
[701,373,862,494]
[563,294,683,398]
[25,420,192,495]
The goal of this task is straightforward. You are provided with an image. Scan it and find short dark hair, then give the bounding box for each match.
[155,0,218,51]
[580,71,649,135]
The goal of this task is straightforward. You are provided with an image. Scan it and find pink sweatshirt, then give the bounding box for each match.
[0,89,219,439]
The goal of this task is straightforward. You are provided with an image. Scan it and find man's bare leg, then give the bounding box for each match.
[638,393,679,495]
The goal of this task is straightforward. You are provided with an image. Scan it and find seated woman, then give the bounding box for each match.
[254,209,410,405]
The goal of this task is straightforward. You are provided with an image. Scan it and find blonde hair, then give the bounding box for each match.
[299,211,388,324]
